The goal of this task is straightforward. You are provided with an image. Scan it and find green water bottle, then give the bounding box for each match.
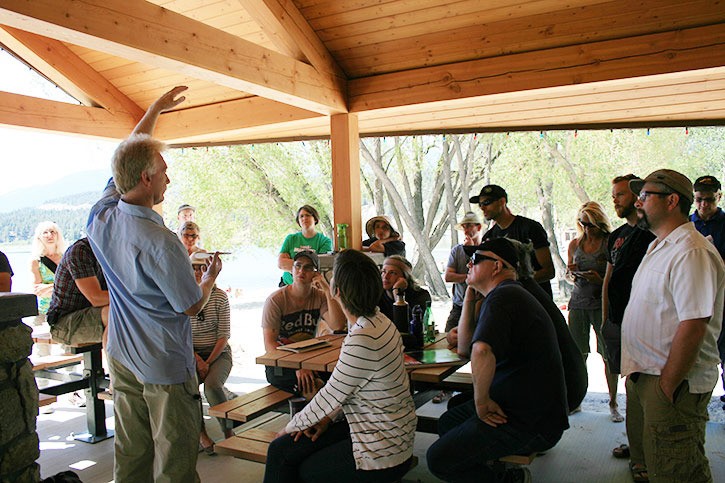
[336,223,348,250]
[423,302,435,344]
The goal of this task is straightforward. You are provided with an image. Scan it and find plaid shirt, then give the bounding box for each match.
[47,238,106,325]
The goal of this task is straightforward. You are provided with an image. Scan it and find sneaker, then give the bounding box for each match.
[506,467,532,483]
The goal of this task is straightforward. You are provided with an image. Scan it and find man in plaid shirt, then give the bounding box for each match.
[47,237,109,347]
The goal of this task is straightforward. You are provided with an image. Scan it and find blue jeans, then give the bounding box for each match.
[263,420,411,483]
[427,399,560,482]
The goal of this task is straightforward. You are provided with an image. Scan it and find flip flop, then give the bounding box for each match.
[629,462,649,482]
[612,444,630,459]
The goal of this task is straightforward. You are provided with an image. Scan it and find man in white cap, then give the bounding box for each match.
[623,169,724,482]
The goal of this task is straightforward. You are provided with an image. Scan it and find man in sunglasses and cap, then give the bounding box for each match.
[623,169,724,481]
[427,238,568,483]
[471,184,555,297]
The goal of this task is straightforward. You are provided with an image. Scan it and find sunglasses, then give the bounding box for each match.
[478,198,499,207]
[695,196,717,204]
[578,220,595,229]
[470,253,499,265]
[293,262,317,272]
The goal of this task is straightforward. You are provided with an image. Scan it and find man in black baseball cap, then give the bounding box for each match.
[470,184,555,297]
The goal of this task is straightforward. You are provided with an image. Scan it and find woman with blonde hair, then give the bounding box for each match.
[30,221,66,322]
[566,201,619,420]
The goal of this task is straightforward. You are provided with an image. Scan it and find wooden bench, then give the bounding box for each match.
[215,428,277,462]
[31,353,83,372]
[209,385,294,424]
[38,393,57,407]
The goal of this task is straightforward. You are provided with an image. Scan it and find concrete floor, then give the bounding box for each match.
[36,390,725,483]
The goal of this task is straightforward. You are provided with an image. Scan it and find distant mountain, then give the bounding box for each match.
[0,169,110,212]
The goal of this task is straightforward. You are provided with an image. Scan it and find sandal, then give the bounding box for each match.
[610,406,624,423]
[629,462,649,482]
[432,391,451,404]
[612,444,630,459]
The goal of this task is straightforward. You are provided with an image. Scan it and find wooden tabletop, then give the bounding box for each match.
[255,332,467,384]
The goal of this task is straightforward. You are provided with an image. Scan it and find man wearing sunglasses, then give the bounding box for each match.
[689,175,725,410]
[427,238,568,483]
[623,169,724,482]
[470,184,555,298]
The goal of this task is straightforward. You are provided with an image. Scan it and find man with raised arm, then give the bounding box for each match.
[87,86,222,482]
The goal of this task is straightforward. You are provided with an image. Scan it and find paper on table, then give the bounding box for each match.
[278,338,331,353]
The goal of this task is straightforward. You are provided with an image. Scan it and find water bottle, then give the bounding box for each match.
[336,223,348,250]
[409,305,424,349]
[392,288,410,333]
[423,302,436,344]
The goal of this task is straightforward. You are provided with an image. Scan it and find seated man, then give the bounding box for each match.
[262,250,344,396]
[427,238,569,482]
[362,215,406,257]
[378,255,431,322]
[47,237,109,347]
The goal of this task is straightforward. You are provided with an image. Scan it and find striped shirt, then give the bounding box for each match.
[191,286,230,354]
[286,310,416,471]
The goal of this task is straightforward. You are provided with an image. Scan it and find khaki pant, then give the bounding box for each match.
[109,356,201,483]
[50,307,104,345]
[625,373,712,483]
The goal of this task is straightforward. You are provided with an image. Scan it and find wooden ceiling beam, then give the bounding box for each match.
[0,91,137,138]
[238,0,346,78]
[348,24,725,112]
[154,96,321,141]
[0,26,145,118]
[0,0,347,115]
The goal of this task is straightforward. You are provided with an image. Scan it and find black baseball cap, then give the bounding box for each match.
[469,185,507,204]
[694,175,721,193]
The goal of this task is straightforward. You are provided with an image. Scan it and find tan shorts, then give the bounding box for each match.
[50,306,104,345]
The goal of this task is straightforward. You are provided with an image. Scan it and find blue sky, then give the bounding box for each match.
[0,49,116,197]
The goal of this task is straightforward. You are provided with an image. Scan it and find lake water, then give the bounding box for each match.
[3,244,281,303]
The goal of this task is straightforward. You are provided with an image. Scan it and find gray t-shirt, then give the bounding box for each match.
[447,244,469,306]
[569,240,608,310]
[261,286,329,343]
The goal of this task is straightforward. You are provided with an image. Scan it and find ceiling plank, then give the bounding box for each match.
[0,0,347,115]
[0,26,145,118]
[238,0,345,78]
[154,96,321,140]
[348,24,725,112]
[0,91,137,138]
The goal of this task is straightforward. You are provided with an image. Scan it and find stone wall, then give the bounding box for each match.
[0,293,40,483]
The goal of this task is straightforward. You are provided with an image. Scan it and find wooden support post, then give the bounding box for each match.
[330,114,362,250]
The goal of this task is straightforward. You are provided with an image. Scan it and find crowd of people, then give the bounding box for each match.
[2,85,723,483]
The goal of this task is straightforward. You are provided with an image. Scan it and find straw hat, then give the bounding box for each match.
[365,215,400,239]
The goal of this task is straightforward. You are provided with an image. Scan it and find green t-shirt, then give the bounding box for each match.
[279,232,332,285]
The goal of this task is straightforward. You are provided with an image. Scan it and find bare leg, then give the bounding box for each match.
[605,359,623,422]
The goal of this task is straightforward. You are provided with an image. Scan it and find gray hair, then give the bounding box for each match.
[112,134,166,194]
[177,221,200,238]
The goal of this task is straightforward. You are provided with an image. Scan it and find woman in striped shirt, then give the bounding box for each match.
[191,255,233,453]
[264,249,416,483]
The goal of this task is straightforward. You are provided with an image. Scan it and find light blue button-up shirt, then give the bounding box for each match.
[87,182,202,384]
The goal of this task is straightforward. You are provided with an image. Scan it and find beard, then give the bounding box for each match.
[635,209,650,230]
[616,203,635,219]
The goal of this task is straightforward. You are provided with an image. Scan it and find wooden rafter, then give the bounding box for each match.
[0,91,136,138]
[153,96,321,140]
[0,0,347,115]
[348,24,725,112]
[0,26,144,118]
[238,0,345,78]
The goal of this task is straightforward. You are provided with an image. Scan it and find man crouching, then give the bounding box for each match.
[427,238,569,482]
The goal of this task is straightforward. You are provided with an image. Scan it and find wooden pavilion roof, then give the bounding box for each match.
[0,0,724,146]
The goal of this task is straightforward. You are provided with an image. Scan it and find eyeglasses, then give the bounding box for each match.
[578,220,595,229]
[293,262,317,272]
[192,264,207,272]
[695,196,717,204]
[637,191,671,202]
[478,198,499,207]
[470,253,499,265]
[182,233,199,239]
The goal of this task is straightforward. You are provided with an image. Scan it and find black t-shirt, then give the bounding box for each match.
[362,237,406,257]
[473,280,569,439]
[483,216,553,296]
[606,223,655,325]
[0,251,13,277]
